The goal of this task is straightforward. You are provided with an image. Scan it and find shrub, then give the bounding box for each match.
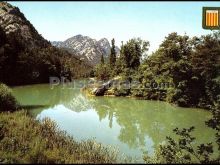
[114,87,130,96]
[0,83,18,112]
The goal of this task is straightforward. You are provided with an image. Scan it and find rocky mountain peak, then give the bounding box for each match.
[52,35,120,66]
[0,2,49,49]
[98,38,109,43]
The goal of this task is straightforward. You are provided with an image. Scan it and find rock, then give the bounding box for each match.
[92,80,114,96]
[0,2,50,49]
[51,35,120,66]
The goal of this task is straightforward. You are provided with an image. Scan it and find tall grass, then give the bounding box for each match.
[0,110,128,163]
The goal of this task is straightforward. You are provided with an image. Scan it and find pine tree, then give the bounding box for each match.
[109,38,116,67]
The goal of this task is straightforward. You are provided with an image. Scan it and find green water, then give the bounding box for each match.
[12,82,217,162]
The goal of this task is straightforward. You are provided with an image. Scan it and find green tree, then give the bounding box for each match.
[120,38,149,70]
[94,64,111,81]
[109,38,116,67]
[191,33,220,108]
[131,32,220,109]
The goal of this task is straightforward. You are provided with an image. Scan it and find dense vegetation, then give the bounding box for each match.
[0,26,91,86]
[94,32,220,110]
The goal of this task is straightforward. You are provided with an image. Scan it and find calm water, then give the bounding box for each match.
[12,81,217,162]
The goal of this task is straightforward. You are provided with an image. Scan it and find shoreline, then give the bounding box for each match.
[82,78,210,111]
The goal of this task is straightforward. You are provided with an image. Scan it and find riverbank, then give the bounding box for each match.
[0,110,129,164]
[0,83,130,164]
[82,77,209,110]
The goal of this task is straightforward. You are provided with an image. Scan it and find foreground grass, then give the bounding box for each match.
[0,110,128,164]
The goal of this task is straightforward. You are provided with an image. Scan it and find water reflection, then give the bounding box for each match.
[88,96,215,151]
[12,83,217,160]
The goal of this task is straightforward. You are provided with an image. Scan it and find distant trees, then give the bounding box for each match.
[95,38,149,81]
[94,32,220,110]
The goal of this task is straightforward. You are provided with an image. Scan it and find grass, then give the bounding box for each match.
[0,110,129,164]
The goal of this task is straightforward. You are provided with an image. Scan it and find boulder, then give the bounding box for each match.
[92,80,114,96]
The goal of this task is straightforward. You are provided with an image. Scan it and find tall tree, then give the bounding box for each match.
[121,38,149,70]
[109,38,116,67]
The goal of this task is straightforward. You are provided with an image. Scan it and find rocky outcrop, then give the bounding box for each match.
[92,80,114,96]
[51,35,120,66]
[0,2,50,49]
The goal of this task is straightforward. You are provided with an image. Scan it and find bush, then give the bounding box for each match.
[114,87,130,96]
[0,83,18,112]
[143,126,219,164]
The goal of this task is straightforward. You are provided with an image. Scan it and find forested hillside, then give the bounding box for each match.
[0,2,91,85]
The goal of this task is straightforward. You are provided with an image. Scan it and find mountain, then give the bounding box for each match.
[51,35,120,66]
[0,2,91,85]
[0,2,50,49]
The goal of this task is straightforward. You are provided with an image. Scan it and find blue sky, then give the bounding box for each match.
[10,1,220,53]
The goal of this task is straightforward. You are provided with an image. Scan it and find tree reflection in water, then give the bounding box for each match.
[86,96,215,156]
[12,83,216,158]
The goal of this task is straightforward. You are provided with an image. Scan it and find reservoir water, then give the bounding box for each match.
[12,81,217,162]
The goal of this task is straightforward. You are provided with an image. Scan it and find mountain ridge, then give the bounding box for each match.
[51,35,120,66]
[0,2,50,49]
